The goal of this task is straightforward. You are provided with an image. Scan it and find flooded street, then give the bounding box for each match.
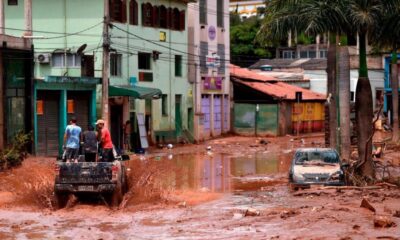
[0,135,399,239]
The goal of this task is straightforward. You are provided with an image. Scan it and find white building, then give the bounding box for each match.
[229,0,265,19]
[188,0,231,141]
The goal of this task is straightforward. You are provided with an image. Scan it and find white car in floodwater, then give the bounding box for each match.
[288,148,348,190]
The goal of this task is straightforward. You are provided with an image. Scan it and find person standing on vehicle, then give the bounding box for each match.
[123,120,131,152]
[96,119,114,162]
[83,125,98,162]
[63,117,82,163]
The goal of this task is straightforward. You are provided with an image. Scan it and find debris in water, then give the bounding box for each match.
[178,201,187,208]
[244,208,260,217]
[167,144,173,149]
[233,213,244,220]
[374,215,396,228]
[206,146,212,151]
[360,198,376,212]
[393,210,400,218]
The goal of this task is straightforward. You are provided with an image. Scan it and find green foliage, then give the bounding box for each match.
[230,15,272,60]
[0,131,31,170]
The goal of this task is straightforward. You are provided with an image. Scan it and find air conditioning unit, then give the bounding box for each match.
[35,53,50,64]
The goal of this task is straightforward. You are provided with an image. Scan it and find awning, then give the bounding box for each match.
[109,85,162,99]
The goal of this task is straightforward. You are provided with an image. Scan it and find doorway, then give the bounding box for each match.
[110,104,123,151]
[175,95,182,137]
[37,90,60,156]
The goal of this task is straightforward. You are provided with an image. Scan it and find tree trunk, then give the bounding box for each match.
[326,44,337,148]
[391,53,399,143]
[338,46,351,160]
[355,32,374,178]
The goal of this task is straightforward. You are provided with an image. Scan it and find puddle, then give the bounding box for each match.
[125,151,293,194]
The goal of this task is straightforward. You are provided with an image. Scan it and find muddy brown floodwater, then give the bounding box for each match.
[0,135,399,239]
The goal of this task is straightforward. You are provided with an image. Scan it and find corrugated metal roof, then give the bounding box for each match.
[249,59,327,70]
[230,64,277,82]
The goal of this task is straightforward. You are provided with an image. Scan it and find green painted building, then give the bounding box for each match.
[4,0,195,155]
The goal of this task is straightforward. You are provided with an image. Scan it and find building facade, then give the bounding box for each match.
[188,0,231,141]
[4,0,195,155]
[229,0,265,20]
[0,34,33,151]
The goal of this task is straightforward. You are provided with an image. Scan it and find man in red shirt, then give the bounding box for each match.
[96,119,114,162]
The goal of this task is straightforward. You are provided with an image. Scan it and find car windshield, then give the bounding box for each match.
[295,150,339,165]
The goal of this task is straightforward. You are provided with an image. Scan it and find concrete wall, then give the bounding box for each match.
[305,69,384,110]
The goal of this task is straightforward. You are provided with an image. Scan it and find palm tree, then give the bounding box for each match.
[372,5,400,143]
[347,0,399,178]
[258,0,400,178]
[258,0,348,156]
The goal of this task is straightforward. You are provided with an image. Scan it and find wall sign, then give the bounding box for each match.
[67,100,75,113]
[203,77,222,90]
[208,26,216,41]
[37,100,44,115]
[160,31,166,42]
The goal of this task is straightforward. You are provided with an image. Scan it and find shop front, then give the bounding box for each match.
[34,77,98,156]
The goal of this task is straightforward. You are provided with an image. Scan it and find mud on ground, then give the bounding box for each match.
[0,134,399,239]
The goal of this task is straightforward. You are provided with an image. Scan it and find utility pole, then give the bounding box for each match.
[0,0,4,34]
[24,0,32,36]
[102,0,110,126]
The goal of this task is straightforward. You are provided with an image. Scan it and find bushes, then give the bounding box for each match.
[0,131,31,170]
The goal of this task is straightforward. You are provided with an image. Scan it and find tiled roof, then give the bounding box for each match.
[233,79,326,101]
[230,64,326,101]
[230,64,277,82]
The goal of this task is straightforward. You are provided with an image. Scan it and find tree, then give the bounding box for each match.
[257,0,348,156]
[257,0,400,179]
[230,15,273,67]
[372,6,400,143]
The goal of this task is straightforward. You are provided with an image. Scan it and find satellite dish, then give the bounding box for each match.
[77,44,87,55]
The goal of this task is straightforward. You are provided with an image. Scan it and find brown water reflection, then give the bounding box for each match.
[130,151,292,193]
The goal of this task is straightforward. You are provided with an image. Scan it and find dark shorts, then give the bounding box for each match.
[64,147,79,161]
[85,152,97,162]
[124,134,131,145]
[101,148,114,162]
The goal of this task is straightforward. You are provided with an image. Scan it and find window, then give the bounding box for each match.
[175,55,182,77]
[142,3,153,27]
[52,53,64,67]
[282,50,295,59]
[110,53,122,76]
[350,91,355,102]
[52,53,81,68]
[172,8,180,30]
[159,5,168,28]
[217,0,224,28]
[8,0,18,5]
[138,52,151,70]
[308,51,316,58]
[109,0,127,23]
[200,42,208,73]
[217,44,225,74]
[152,6,159,27]
[320,50,327,58]
[129,0,138,25]
[162,94,168,115]
[199,0,207,24]
[179,10,185,31]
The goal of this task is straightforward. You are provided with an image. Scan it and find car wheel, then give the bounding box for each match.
[109,182,123,208]
[289,183,299,192]
[54,192,69,209]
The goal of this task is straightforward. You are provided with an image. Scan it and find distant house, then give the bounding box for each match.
[230,65,326,136]
[250,58,384,110]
